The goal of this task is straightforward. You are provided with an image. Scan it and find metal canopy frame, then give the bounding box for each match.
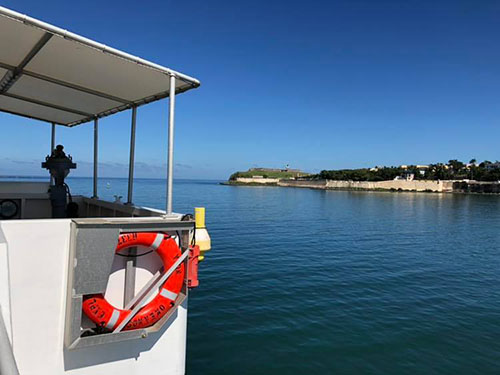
[0,6,200,127]
[0,5,198,212]
[0,42,196,127]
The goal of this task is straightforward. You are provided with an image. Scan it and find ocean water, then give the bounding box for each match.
[6,177,500,374]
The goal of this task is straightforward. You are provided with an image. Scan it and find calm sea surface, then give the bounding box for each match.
[7,177,500,374]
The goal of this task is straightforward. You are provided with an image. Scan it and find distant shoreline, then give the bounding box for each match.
[223,178,500,194]
[221,180,278,187]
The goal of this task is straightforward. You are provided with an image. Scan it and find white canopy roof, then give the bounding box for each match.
[0,6,200,127]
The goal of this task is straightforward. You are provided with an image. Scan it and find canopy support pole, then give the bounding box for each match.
[126,107,137,205]
[166,75,176,215]
[50,122,56,152]
[50,122,55,184]
[92,118,98,199]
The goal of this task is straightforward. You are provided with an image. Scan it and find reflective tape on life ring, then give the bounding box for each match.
[150,233,164,250]
[160,288,178,301]
[106,309,120,330]
[82,232,185,331]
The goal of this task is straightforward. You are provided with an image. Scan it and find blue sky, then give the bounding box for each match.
[1,0,499,179]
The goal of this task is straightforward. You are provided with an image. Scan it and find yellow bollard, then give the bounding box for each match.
[194,207,211,260]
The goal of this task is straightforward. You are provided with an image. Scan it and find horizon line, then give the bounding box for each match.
[0,175,222,181]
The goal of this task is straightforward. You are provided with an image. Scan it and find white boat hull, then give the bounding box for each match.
[0,219,188,374]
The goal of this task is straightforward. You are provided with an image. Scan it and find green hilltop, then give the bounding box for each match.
[229,167,309,180]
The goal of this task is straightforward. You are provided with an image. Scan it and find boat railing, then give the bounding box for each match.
[0,181,168,219]
[77,196,165,218]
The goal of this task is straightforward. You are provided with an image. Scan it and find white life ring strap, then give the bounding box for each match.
[160,288,178,302]
[106,309,120,329]
[150,233,164,250]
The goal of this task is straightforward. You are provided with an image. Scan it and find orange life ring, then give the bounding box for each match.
[82,232,185,331]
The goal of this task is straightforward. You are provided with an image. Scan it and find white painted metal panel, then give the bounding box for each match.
[0,95,84,124]
[4,220,71,374]
[10,75,123,115]
[1,219,187,374]
[0,15,44,66]
[26,36,178,102]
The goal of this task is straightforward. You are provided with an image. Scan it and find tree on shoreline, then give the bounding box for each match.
[311,159,500,182]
